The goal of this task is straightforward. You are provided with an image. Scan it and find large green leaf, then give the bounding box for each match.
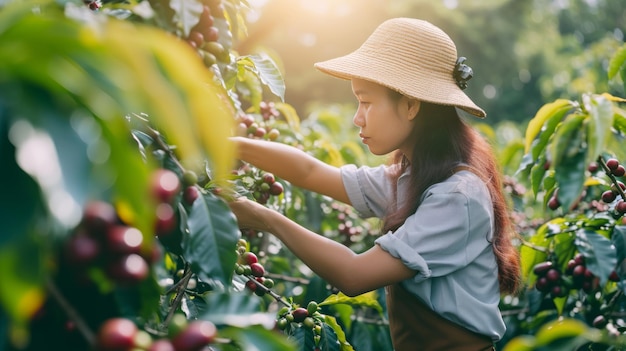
[219,324,297,351]
[183,191,240,285]
[554,146,587,212]
[575,229,617,287]
[524,99,575,153]
[348,320,393,351]
[290,323,341,351]
[240,54,286,102]
[583,94,614,167]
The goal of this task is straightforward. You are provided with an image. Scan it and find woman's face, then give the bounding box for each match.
[351,78,420,158]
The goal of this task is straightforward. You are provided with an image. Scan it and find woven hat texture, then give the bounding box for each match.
[314,18,486,118]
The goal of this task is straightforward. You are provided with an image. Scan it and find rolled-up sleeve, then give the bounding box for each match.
[376,187,490,283]
[340,164,392,218]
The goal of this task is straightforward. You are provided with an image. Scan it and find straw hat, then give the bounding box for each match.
[314,18,486,118]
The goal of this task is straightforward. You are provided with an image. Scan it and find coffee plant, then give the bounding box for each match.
[500,45,626,350]
[3,0,626,350]
[0,0,389,350]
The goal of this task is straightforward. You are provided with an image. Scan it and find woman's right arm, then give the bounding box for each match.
[231,137,351,205]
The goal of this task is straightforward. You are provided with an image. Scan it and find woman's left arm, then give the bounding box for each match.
[229,197,416,296]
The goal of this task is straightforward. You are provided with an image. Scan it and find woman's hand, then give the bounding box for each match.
[228,197,273,232]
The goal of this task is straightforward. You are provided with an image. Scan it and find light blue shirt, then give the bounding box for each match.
[340,164,505,341]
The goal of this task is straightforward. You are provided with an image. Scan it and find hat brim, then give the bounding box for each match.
[315,51,486,118]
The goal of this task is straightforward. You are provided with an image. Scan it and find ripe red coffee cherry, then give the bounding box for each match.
[588,162,599,173]
[616,200,626,214]
[547,196,560,210]
[65,232,101,264]
[151,169,181,203]
[262,173,275,184]
[532,261,553,275]
[82,201,118,237]
[269,182,284,196]
[148,339,175,351]
[606,158,620,171]
[155,203,177,236]
[245,279,257,292]
[106,225,143,255]
[291,308,308,323]
[96,318,138,351]
[242,251,258,265]
[614,165,626,177]
[601,190,617,203]
[546,269,560,282]
[183,186,200,206]
[107,254,149,284]
[172,320,217,351]
[250,262,265,277]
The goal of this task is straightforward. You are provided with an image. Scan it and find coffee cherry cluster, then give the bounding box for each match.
[275,301,324,348]
[533,261,568,298]
[185,0,231,67]
[235,101,282,141]
[234,240,274,297]
[95,316,218,351]
[565,253,602,293]
[152,168,202,237]
[64,201,154,285]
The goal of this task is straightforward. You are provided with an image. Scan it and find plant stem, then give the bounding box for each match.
[245,275,291,307]
[162,263,193,328]
[46,278,95,346]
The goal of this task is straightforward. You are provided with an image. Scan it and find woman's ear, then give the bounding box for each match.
[406,98,421,121]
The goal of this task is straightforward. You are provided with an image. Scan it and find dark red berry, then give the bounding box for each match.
[250,262,265,277]
[106,254,149,284]
[148,339,175,351]
[606,158,620,170]
[535,277,549,292]
[292,308,308,323]
[269,182,284,196]
[609,271,620,282]
[155,203,177,236]
[96,318,137,351]
[262,173,275,184]
[106,225,143,255]
[533,261,553,275]
[613,165,626,177]
[588,162,599,173]
[616,200,626,214]
[548,196,560,210]
[65,232,101,264]
[245,279,257,292]
[602,190,617,203]
[172,320,217,351]
[546,269,561,282]
[151,169,181,203]
[82,201,118,237]
[183,186,200,206]
[242,251,258,265]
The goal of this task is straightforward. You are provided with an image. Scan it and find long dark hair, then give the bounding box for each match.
[382,99,521,295]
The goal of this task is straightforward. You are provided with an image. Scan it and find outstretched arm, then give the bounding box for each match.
[229,197,415,296]
[231,137,350,205]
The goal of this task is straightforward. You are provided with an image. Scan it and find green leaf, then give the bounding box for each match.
[169,0,203,37]
[323,315,355,351]
[240,54,286,101]
[613,107,626,136]
[319,292,383,315]
[583,94,614,167]
[183,191,240,285]
[554,146,587,212]
[524,99,575,153]
[290,323,341,351]
[219,324,297,351]
[576,230,618,287]
[607,44,626,80]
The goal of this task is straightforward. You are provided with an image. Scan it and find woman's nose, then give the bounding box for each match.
[353,110,365,127]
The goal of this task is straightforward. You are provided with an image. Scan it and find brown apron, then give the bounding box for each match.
[386,283,495,351]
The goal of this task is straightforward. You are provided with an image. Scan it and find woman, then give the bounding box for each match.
[229,18,520,350]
